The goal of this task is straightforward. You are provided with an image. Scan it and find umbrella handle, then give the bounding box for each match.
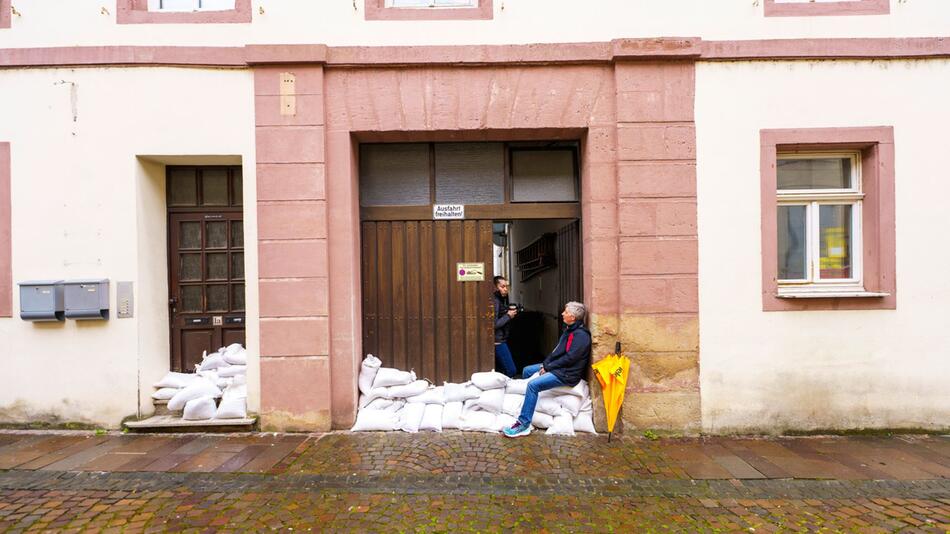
[615,341,621,354]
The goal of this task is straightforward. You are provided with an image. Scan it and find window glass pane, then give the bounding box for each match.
[180,285,202,313]
[168,168,197,206]
[819,204,853,279]
[155,0,196,11]
[511,150,577,202]
[207,253,228,281]
[434,143,504,205]
[231,284,245,312]
[230,221,243,248]
[232,168,243,206]
[180,222,201,250]
[359,144,431,206]
[778,157,851,190]
[201,169,229,206]
[199,0,235,10]
[231,253,244,280]
[206,222,227,249]
[207,285,228,312]
[180,254,201,282]
[777,205,807,280]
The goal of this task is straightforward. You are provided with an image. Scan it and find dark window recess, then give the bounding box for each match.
[516,232,557,282]
[166,166,243,208]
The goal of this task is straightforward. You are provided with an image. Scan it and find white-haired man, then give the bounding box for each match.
[503,301,591,438]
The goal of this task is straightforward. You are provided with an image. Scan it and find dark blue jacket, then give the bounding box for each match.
[542,321,591,387]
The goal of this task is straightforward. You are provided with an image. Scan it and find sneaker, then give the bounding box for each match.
[502,421,532,438]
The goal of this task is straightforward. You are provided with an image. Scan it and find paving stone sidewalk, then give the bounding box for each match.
[0,431,948,532]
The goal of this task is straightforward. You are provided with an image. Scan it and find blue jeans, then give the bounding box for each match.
[516,363,564,426]
[494,343,517,378]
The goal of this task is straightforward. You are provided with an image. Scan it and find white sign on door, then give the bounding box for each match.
[433,204,465,220]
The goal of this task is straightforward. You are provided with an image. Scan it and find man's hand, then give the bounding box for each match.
[538,365,546,375]
[507,309,517,318]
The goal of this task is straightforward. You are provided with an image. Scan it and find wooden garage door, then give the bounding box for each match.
[361,220,495,384]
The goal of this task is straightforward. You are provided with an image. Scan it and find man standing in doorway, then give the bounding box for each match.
[503,301,591,438]
[493,276,518,378]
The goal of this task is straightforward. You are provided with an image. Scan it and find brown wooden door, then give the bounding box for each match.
[361,220,495,384]
[168,212,246,372]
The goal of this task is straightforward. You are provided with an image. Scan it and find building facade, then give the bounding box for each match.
[0,0,948,433]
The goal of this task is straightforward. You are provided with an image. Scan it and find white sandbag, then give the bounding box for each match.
[441,401,464,429]
[473,388,505,414]
[198,352,229,372]
[419,404,443,432]
[580,397,593,413]
[358,354,383,395]
[470,371,509,390]
[153,372,199,389]
[459,408,498,433]
[217,365,246,378]
[501,394,524,417]
[494,413,517,432]
[372,368,416,388]
[151,387,179,400]
[505,379,529,395]
[223,348,246,366]
[573,410,596,434]
[406,386,444,405]
[386,380,429,399]
[223,383,247,400]
[182,396,216,420]
[167,379,221,411]
[554,394,584,417]
[540,379,590,399]
[545,412,576,436]
[532,411,554,429]
[351,409,398,432]
[443,382,481,402]
[397,403,426,433]
[361,387,389,405]
[231,374,247,386]
[364,397,395,411]
[223,343,244,357]
[215,396,247,419]
[535,396,565,417]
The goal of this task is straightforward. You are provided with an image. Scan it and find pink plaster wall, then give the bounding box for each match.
[0,143,10,317]
[0,0,10,29]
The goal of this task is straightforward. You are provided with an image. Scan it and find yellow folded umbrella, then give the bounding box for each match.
[591,342,630,441]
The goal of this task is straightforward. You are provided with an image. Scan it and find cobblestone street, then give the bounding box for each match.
[0,431,948,532]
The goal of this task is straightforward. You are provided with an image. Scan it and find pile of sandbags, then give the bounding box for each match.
[352,354,595,435]
[151,343,248,421]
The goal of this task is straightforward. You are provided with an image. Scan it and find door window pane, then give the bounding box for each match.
[232,169,243,206]
[778,158,851,190]
[777,205,807,280]
[180,222,201,249]
[207,253,228,281]
[168,168,197,206]
[819,204,853,279]
[207,285,228,312]
[230,221,244,248]
[231,253,244,280]
[359,144,431,206]
[511,149,577,202]
[180,254,201,282]
[201,169,229,206]
[180,285,202,312]
[206,221,227,248]
[434,143,504,204]
[231,284,245,311]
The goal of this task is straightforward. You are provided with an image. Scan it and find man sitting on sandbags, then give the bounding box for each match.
[502,301,591,438]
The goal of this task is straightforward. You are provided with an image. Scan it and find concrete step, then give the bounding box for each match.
[152,399,180,417]
[124,414,257,433]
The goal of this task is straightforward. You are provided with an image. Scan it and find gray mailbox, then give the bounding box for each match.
[64,279,110,320]
[18,280,65,321]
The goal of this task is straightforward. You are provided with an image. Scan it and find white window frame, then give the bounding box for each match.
[776,152,865,296]
[148,0,235,12]
[386,0,477,8]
